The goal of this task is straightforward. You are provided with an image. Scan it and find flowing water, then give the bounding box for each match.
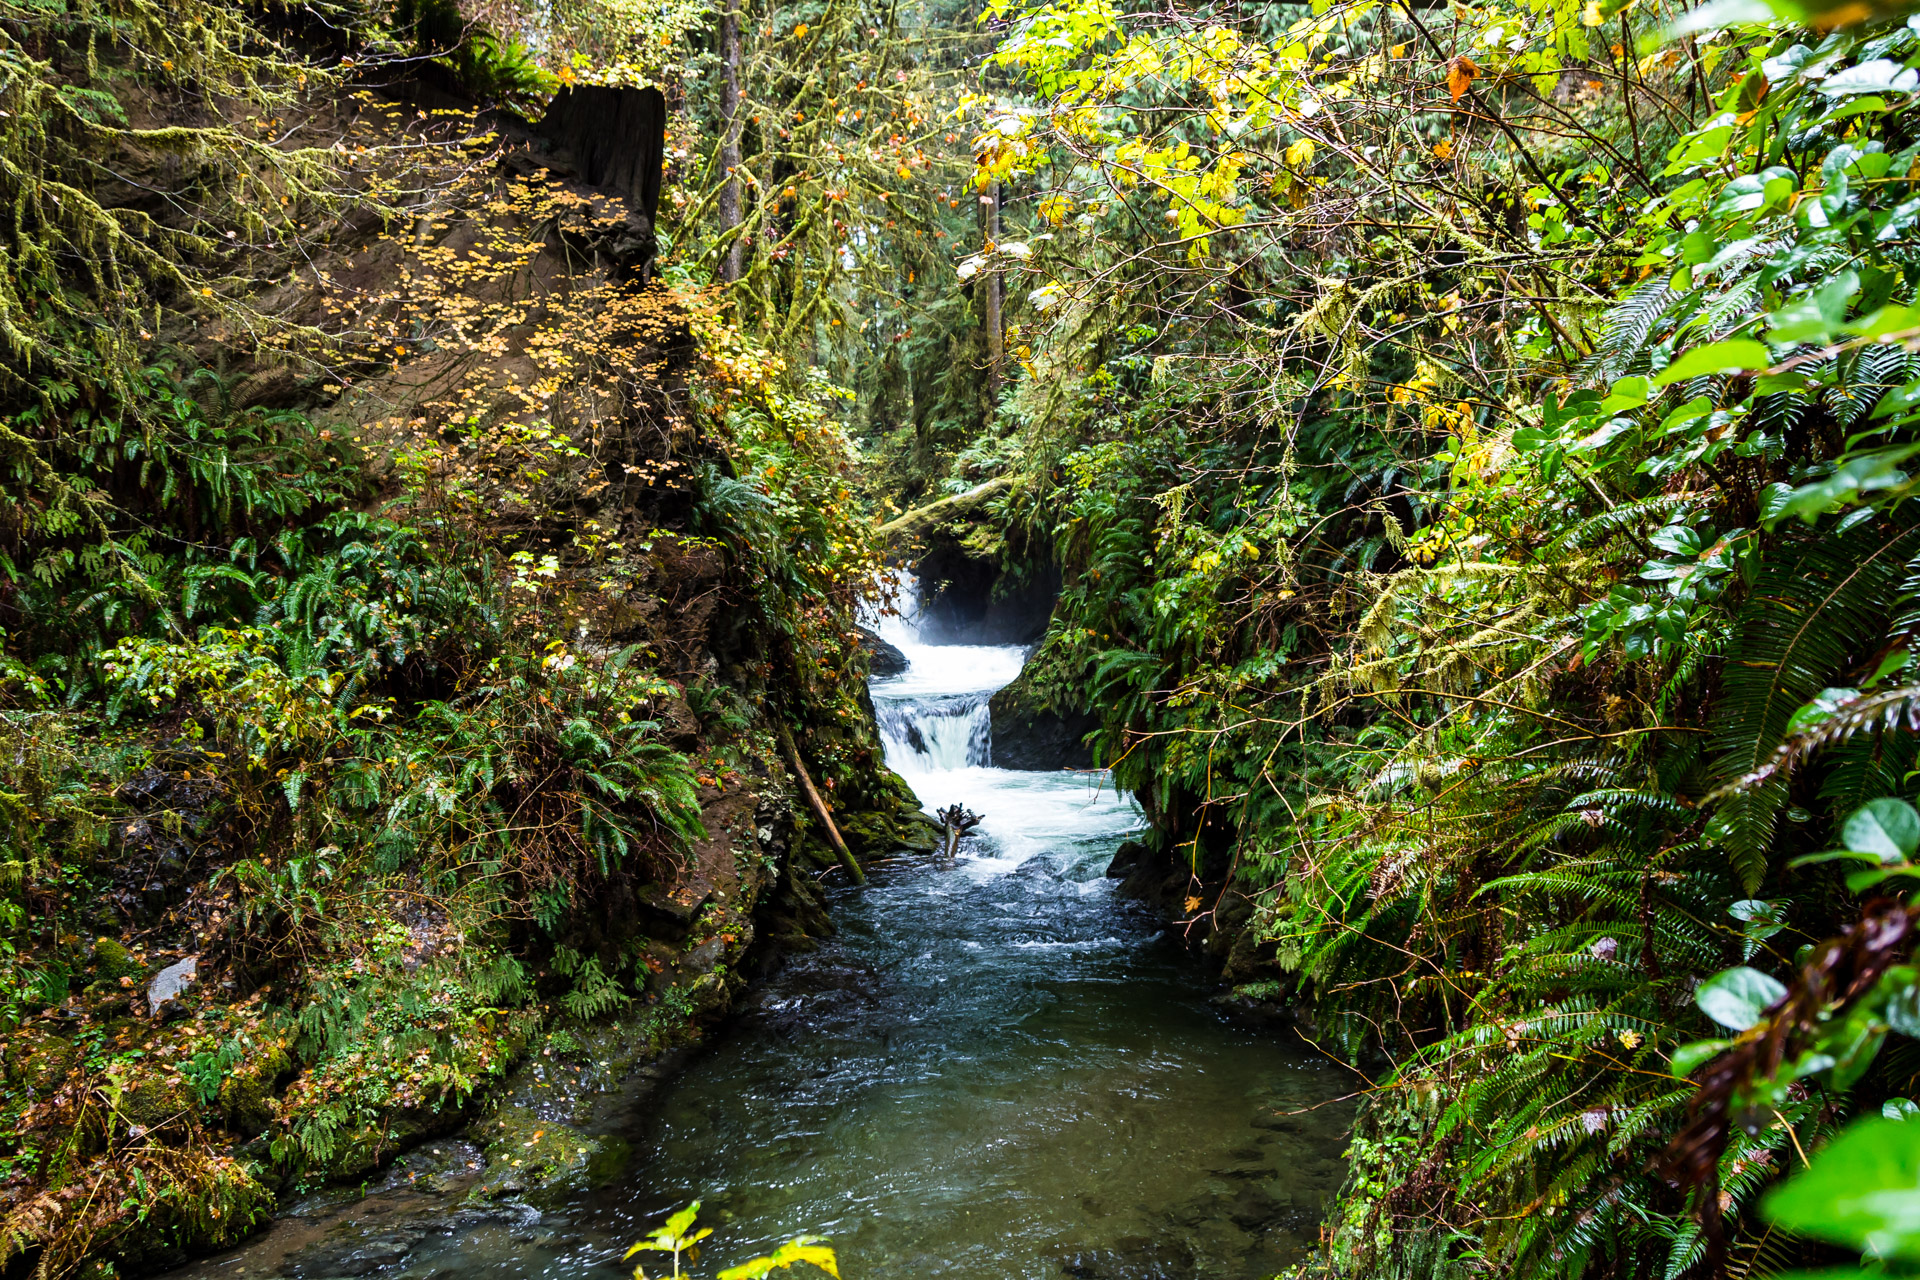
[169,600,1353,1280]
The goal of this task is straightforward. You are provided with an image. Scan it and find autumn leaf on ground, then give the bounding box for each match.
[1445,56,1480,101]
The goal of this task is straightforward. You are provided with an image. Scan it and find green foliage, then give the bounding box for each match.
[1765,1115,1920,1266]
[948,0,1920,1270]
[621,1201,838,1280]
[394,0,558,113]
[625,1200,714,1279]
[717,1238,841,1280]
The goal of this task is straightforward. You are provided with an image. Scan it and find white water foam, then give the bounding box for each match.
[867,575,1140,867]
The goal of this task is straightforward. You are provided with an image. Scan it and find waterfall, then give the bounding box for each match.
[866,574,1025,781]
[875,693,993,773]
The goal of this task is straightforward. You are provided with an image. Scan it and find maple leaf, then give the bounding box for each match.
[1444,56,1480,102]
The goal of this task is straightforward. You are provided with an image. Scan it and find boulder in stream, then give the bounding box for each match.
[858,625,909,677]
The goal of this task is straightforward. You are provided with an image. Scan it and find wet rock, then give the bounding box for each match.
[148,955,198,1018]
[900,810,943,853]
[988,669,1096,770]
[684,970,727,1013]
[383,1138,488,1194]
[685,936,725,972]
[470,1103,601,1192]
[658,690,703,750]
[334,1233,421,1274]
[858,626,908,677]
[1105,840,1148,879]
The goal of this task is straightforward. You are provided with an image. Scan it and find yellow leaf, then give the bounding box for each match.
[1284,137,1315,167]
[1444,56,1480,101]
[1433,137,1453,159]
[793,22,809,35]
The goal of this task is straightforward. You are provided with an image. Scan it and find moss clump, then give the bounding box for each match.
[218,1041,293,1136]
[469,1103,602,1194]
[91,937,143,981]
[5,1028,78,1095]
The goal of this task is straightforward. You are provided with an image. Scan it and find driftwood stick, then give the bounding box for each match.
[935,803,983,858]
[777,723,865,884]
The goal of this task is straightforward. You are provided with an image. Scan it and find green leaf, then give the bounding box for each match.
[1670,1038,1732,1077]
[1654,339,1773,386]
[1772,444,1920,524]
[1764,1116,1920,1258]
[1816,59,1920,97]
[1602,375,1651,412]
[1886,971,1920,1038]
[1768,271,1860,344]
[718,1237,840,1280]
[1666,0,1780,37]
[1846,305,1920,341]
[1844,799,1920,863]
[1697,966,1787,1031]
[663,1201,702,1240]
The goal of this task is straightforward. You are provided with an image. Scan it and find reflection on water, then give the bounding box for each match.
[166,593,1352,1280]
[611,799,1354,1280]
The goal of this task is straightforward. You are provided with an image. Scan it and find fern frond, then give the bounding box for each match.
[1710,522,1920,890]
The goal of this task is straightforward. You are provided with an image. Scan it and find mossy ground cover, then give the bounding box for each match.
[0,4,927,1274]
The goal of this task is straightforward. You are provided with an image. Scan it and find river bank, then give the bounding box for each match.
[155,597,1354,1280]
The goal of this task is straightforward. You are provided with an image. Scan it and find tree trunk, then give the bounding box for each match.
[982,184,1003,398]
[718,0,744,284]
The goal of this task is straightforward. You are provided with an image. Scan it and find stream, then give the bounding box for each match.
[167,607,1353,1280]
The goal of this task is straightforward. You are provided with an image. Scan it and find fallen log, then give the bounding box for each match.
[776,723,866,884]
[875,476,1013,544]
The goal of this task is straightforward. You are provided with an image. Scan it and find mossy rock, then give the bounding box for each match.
[319,1103,471,1182]
[92,936,143,980]
[94,1152,275,1275]
[469,1103,602,1194]
[5,1027,77,1094]
[988,669,1096,770]
[838,808,933,857]
[78,978,134,1020]
[218,1042,293,1136]
[898,809,942,852]
[116,1070,197,1132]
